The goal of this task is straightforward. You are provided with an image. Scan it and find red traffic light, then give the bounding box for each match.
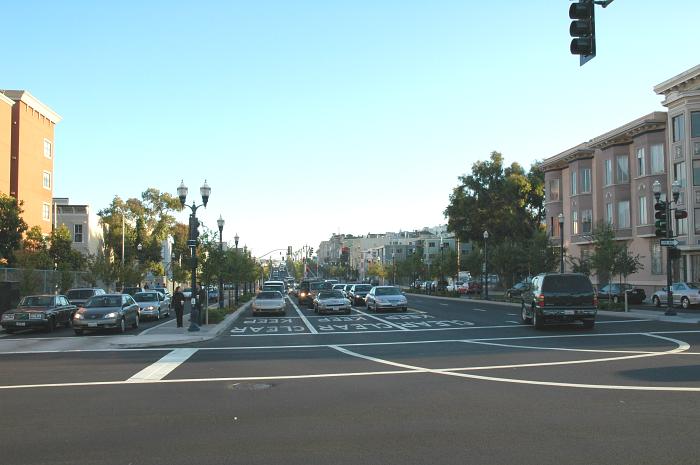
[569,2,593,20]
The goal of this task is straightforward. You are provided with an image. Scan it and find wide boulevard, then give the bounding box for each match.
[2,294,700,465]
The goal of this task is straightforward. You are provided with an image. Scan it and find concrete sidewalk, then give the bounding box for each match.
[109,300,250,348]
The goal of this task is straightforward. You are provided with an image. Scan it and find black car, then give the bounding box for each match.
[520,273,597,329]
[297,279,322,306]
[348,284,373,306]
[65,288,106,309]
[506,282,530,300]
[1,295,76,333]
[598,283,646,304]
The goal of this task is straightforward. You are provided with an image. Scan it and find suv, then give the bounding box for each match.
[520,273,597,329]
[65,288,106,308]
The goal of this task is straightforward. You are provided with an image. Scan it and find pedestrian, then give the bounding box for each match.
[196,284,207,325]
[172,286,185,328]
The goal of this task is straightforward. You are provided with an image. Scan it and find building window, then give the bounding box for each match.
[571,170,577,195]
[581,168,591,193]
[616,155,629,183]
[617,200,630,228]
[677,214,689,236]
[651,242,663,275]
[638,196,648,225]
[43,139,52,159]
[74,224,83,243]
[548,179,560,201]
[581,209,592,233]
[651,144,665,173]
[693,160,700,186]
[636,147,646,176]
[673,114,685,142]
[606,203,613,225]
[604,160,613,186]
[428,242,435,248]
[695,208,700,234]
[42,171,51,190]
[692,111,700,138]
[42,203,50,221]
[572,210,578,235]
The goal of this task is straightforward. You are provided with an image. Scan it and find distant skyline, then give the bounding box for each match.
[3,1,699,256]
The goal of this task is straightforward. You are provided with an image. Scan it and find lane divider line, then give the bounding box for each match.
[351,307,410,331]
[288,297,318,334]
[126,348,198,382]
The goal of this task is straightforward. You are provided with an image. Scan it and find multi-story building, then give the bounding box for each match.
[53,198,104,256]
[0,93,13,195]
[541,65,700,294]
[0,90,61,235]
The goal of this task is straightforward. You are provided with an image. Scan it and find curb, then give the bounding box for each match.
[109,301,252,348]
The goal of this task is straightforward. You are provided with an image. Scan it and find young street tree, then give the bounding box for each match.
[0,194,28,265]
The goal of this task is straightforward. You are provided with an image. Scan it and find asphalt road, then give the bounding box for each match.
[2,294,700,465]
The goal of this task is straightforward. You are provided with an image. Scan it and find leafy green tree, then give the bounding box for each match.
[0,194,28,265]
[367,262,386,283]
[50,225,84,271]
[14,226,52,269]
[589,222,619,287]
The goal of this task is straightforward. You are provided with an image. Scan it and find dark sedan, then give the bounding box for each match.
[1,295,76,333]
[506,282,530,300]
[598,283,646,304]
[72,294,140,335]
[348,284,372,306]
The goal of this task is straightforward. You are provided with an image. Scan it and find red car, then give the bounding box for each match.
[459,281,482,295]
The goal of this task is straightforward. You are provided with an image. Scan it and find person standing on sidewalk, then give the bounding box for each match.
[196,284,207,325]
[172,286,185,328]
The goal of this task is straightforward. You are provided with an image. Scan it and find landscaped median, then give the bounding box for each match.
[205,293,253,324]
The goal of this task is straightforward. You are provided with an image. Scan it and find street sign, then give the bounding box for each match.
[660,239,679,247]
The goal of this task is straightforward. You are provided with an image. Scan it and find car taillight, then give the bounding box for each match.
[593,295,598,306]
[537,294,545,308]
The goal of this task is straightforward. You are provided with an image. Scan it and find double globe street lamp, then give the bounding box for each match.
[217,215,225,309]
[177,179,211,332]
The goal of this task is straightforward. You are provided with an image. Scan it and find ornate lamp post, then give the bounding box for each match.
[558,213,565,273]
[217,215,225,309]
[177,179,210,332]
[234,233,240,305]
[483,230,489,300]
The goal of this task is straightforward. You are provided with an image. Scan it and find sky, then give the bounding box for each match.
[3,0,699,258]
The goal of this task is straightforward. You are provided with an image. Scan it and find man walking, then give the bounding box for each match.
[172,286,185,328]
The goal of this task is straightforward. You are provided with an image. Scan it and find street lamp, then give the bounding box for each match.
[234,233,240,305]
[217,215,225,309]
[177,179,210,332]
[558,213,565,273]
[653,179,682,316]
[483,230,489,300]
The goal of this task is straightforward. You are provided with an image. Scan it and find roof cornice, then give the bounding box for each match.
[588,112,667,150]
[540,143,594,171]
[0,90,62,123]
[654,64,700,95]
[0,92,13,106]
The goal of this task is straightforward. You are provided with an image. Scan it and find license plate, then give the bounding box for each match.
[16,322,25,327]
[88,323,97,327]
[564,310,574,315]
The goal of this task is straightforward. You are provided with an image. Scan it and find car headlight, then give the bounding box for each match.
[30,313,45,320]
[104,312,118,319]
[73,313,84,320]
[2,313,14,321]
[145,306,155,311]
[300,292,306,297]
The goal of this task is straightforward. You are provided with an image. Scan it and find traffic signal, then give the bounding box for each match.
[569,0,596,65]
[309,247,314,256]
[188,216,200,240]
[654,201,668,237]
[675,209,688,220]
[287,246,292,256]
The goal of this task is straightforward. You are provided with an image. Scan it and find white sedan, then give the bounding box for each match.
[252,291,286,316]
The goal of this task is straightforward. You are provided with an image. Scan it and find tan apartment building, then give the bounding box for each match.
[0,90,61,235]
[541,65,700,295]
[0,93,13,194]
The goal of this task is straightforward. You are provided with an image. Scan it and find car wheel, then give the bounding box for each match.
[520,303,532,325]
[156,311,160,321]
[653,296,661,307]
[582,319,595,329]
[118,318,126,333]
[133,314,140,329]
[533,309,544,330]
[681,297,690,309]
[506,291,512,300]
[4,328,15,334]
[74,329,83,336]
[402,306,408,312]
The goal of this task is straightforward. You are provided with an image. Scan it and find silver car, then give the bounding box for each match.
[133,291,170,320]
[72,294,140,335]
[252,291,286,316]
[313,290,351,315]
[366,286,408,312]
[652,282,700,309]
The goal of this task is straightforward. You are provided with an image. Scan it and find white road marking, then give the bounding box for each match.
[138,317,176,335]
[350,308,410,331]
[473,309,487,312]
[126,348,198,382]
[439,303,449,306]
[505,321,520,324]
[287,297,318,334]
[507,313,517,316]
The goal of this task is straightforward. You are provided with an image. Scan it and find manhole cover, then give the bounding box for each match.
[229,382,273,391]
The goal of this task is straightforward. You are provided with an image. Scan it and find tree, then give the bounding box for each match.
[14,226,52,269]
[614,243,644,285]
[50,225,84,271]
[366,262,386,283]
[0,194,28,265]
[589,222,620,287]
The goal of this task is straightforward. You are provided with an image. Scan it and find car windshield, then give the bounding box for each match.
[257,291,283,299]
[134,293,159,302]
[310,282,325,290]
[375,287,401,296]
[66,290,94,300]
[85,296,122,308]
[332,284,345,290]
[319,291,344,299]
[20,296,52,307]
[355,285,372,292]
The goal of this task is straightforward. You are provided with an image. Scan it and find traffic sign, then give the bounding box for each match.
[660,239,678,247]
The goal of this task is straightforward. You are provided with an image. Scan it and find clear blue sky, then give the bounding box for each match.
[3,1,698,257]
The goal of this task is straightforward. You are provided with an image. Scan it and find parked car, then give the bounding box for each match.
[121,287,144,296]
[313,290,351,315]
[446,281,464,292]
[133,291,170,320]
[72,294,140,335]
[152,287,172,306]
[348,284,373,306]
[252,291,286,316]
[598,283,646,304]
[461,280,482,295]
[652,282,700,309]
[520,273,597,329]
[183,288,193,298]
[65,288,106,309]
[365,286,408,312]
[1,295,76,333]
[207,287,219,303]
[506,282,530,300]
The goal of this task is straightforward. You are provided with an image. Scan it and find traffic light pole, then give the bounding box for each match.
[665,201,675,316]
